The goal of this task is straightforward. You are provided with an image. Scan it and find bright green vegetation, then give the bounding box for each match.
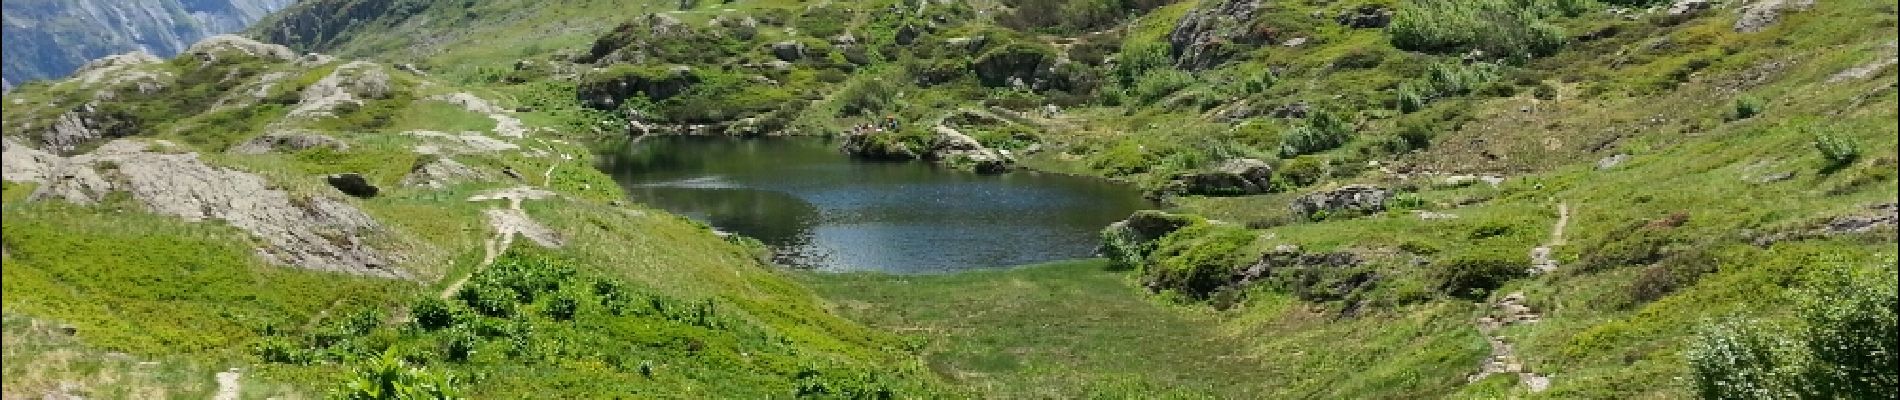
[5,0,1897,398]
[803,260,1273,398]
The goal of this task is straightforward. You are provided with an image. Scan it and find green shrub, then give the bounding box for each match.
[1431,247,1528,299]
[1731,95,1765,120]
[412,297,459,331]
[1132,69,1195,105]
[1388,0,1569,59]
[1279,109,1354,157]
[1140,222,1257,299]
[1797,265,1898,397]
[441,328,477,363]
[1688,263,1898,399]
[334,350,464,399]
[1278,156,1328,187]
[545,291,580,321]
[457,281,516,318]
[1815,133,1861,172]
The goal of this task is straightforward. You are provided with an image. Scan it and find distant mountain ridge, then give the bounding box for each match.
[1,0,296,89]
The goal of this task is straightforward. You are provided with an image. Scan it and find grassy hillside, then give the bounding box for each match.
[1,34,944,397]
[3,0,1895,398]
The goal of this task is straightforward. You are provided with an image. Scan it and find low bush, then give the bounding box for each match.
[1688,263,1898,399]
[1388,0,1570,60]
[1814,132,1861,172]
[1279,109,1354,157]
[1139,222,1258,299]
[1431,246,1528,300]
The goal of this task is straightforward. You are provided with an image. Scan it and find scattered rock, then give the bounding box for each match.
[1828,56,1898,83]
[1823,202,1899,234]
[186,35,297,63]
[1735,0,1816,33]
[1234,247,1361,286]
[1168,0,1267,69]
[291,61,392,117]
[1283,37,1309,47]
[23,139,400,277]
[1172,158,1275,196]
[771,41,806,61]
[228,131,348,154]
[406,130,519,155]
[1664,0,1713,17]
[325,173,379,198]
[1415,210,1460,220]
[1291,184,1391,218]
[395,63,426,75]
[401,157,487,189]
[928,126,1011,174]
[72,51,170,93]
[1270,101,1311,119]
[1336,5,1393,29]
[1596,153,1629,170]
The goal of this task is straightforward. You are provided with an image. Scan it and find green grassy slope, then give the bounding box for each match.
[1,35,944,397]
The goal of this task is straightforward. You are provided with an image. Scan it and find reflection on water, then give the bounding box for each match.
[600,136,1149,273]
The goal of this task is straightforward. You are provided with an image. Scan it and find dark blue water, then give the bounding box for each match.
[600,136,1148,273]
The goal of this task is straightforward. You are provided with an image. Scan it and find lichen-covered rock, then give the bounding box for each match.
[1100,210,1199,268]
[20,139,402,277]
[291,61,391,117]
[1291,184,1391,218]
[40,104,141,155]
[1173,158,1275,196]
[401,157,488,189]
[227,130,348,154]
[928,125,1011,174]
[1735,0,1815,33]
[771,41,806,61]
[186,34,297,62]
[1167,0,1266,70]
[1336,5,1393,29]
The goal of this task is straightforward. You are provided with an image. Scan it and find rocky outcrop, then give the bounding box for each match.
[1232,245,1367,300]
[972,43,1055,89]
[187,35,298,63]
[291,61,391,117]
[1734,0,1815,33]
[578,65,698,110]
[771,41,806,61]
[39,104,141,155]
[406,130,520,155]
[1170,158,1275,196]
[71,52,169,93]
[7,139,401,278]
[1823,202,1898,235]
[1291,184,1391,218]
[401,157,487,189]
[1336,5,1393,29]
[1100,210,1198,267]
[1167,0,1266,70]
[927,126,1011,174]
[227,130,348,154]
[430,93,529,138]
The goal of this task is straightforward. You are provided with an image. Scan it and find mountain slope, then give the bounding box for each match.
[1,0,295,89]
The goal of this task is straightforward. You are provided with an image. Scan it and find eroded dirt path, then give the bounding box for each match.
[439,187,562,299]
[1470,202,1569,392]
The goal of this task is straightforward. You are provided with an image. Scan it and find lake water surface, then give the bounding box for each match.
[600,136,1149,273]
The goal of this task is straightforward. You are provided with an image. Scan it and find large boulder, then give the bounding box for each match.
[325,173,379,198]
[927,126,1011,174]
[401,157,488,189]
[770,41,806,61]
[228,130,349,154]
[186,35,297,63]
[1734,0,1815,33]
[290,61,392,117]
[1100,210,1199,268]
[1291,184,1392,219]
[1174,158,1275,196]
[578,65,699,110]
[1336,5,1393,29]
[17,139,402,278]
[972,43,1055,89]
[1167,0,1267,70]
